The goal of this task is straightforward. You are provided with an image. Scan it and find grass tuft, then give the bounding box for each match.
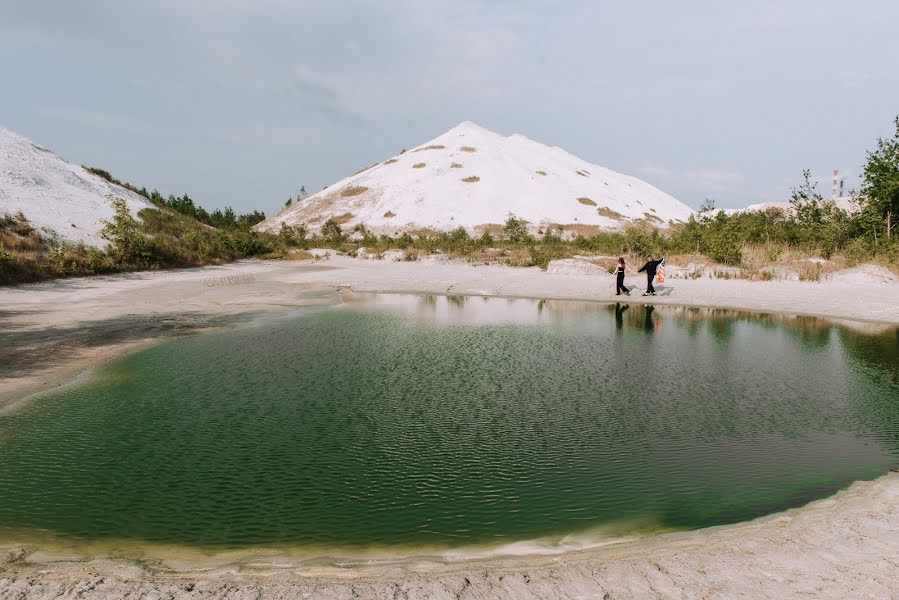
[462,176,480,183]
[383,158,399,165]
[413,145,446,152]
[341,186,369,197]
[459,146,477,153]
[536,171,547,176]
[383,210,396,218]
[333,212,354,225]
[450,162,463,169]
[412,163,426,169]
[597,207,625,220]
[577,197,597,206]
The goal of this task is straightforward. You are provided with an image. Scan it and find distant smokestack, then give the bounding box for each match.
[831,169,844,199]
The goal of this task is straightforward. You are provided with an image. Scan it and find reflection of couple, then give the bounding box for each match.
[614,302,655,332]
[615,257,665,297]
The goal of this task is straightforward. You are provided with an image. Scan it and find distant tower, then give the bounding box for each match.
[831,169,844,199]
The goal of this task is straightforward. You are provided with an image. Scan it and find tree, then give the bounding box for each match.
[285,197,293,208]
[321,218,343,245]
[99,197,147,264]
[279,222,296,245]
[789,170,850,257]
[705,211,742,264]
[503,214,531,244]
[698,198,716,215]
[860,115,899,241]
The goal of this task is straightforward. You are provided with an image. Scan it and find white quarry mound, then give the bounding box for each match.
[545,259,607,276]
[825,264,897,286]
[256,121,694,236]
[0,125,151,247]
[723,197,858,216]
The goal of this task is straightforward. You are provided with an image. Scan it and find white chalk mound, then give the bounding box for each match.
[545,259,607,276]
[825,264,897,285]
[0,125,151,247]
[256,121,694,236]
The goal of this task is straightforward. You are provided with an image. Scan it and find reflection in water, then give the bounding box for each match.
[644,305,655,334]
[614,303,628,330]
[0,292,896,555]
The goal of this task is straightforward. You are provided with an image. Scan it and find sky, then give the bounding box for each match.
[2,1,898,215]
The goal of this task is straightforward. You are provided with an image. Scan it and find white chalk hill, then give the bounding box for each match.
[257,121,694,235]
[0,125,151,247]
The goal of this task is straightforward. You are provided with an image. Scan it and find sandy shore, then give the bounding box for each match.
[1,256,898,598]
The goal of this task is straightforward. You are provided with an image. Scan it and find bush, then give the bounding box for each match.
[321,218,344,246]
[844,238,873,266]
[884,238,899,264]
[504,214,531,244]
[100,197,148,265]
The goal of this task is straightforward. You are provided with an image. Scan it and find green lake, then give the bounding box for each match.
[1,294,897,556]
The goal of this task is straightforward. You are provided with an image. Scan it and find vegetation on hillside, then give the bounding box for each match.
[1,169,289,285]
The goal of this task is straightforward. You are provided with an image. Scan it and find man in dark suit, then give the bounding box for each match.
[637,257,664,296]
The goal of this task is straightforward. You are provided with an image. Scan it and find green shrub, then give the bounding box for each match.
[504,214,531,244]
[844,237,873,265]
[100,198,148,265]
[87,247,109,273]
[321,218,344,246]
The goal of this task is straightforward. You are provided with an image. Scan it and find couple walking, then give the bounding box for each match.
[615,256,665,297]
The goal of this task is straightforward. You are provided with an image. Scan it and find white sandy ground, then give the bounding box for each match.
[1,257,898,599]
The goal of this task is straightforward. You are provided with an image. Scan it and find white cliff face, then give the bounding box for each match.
[256,121,694,235]
[0,125,151,247]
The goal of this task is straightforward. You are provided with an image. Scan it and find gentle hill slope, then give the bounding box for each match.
[256,121,694,235]
[0,125,150,246]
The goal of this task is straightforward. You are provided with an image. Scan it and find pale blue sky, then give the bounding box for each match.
[2,1,898,215]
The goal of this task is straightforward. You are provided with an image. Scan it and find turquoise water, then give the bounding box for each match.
[0,294,897,554]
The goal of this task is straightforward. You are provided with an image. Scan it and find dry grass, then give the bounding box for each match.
[383,210,396,218]
[459,146,477,153]
[736,244,847,281]
[412,163,426,169]
[576,170,590,177]
[577,197,597,206]
[333,212,354,225]
[597,207,626,221]
[450,162,463,169]
[462,176,480,183]
[474,223,504,236]
[536,171,547,176]
[341,186,369,197]
[413,145,446,152]
[642,212,664,224]
[559,223,603,237]
[383,158,399,165]
[284,249,315,261]
[408,227,441,237]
